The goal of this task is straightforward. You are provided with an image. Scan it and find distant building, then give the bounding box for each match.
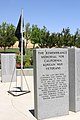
[13,40,34,48]
[13,38,39,48]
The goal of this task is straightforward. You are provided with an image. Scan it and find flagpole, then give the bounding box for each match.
[21,8,24,90]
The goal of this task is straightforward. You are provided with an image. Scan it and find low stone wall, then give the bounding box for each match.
[0,68,33,77]
[16,68,33,76]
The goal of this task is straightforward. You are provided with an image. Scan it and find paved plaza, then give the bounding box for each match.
[0,76,80,120]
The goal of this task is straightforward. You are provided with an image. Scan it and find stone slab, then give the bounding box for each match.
[69,48,80,112]
[1,53,16,82]
[33,48,69,120]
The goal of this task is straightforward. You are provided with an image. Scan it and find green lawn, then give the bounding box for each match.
[0,48,19,53]
[0,48,33,55]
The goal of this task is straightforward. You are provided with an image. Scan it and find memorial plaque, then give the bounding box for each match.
[69,48,80,112]
[33,48,69,120]
[1,53,16,82]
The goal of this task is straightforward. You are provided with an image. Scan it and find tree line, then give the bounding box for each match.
[0,22,80,52]
[26,23,80,48]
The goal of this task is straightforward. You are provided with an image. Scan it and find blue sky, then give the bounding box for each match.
[0,0,80,34]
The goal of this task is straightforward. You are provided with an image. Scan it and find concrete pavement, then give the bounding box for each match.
[0,76,80,120]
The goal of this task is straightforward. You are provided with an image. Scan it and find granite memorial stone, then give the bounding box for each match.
[1,53,16,82]
[69,48,80,112]
[33,48,69,120]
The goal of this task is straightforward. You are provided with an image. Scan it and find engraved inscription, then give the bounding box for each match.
[38,50,68,100]
[39,74,67,100]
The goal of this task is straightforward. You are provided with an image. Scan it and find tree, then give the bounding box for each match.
[0,22,17,51]
[30,24,41,48]
[61,27,72,47]
[6,24,17,47]
[55,33,63,47]
[75,29,80,47]
[48,33,57,48]
[38,26,49,48]
[25,23,31,47]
